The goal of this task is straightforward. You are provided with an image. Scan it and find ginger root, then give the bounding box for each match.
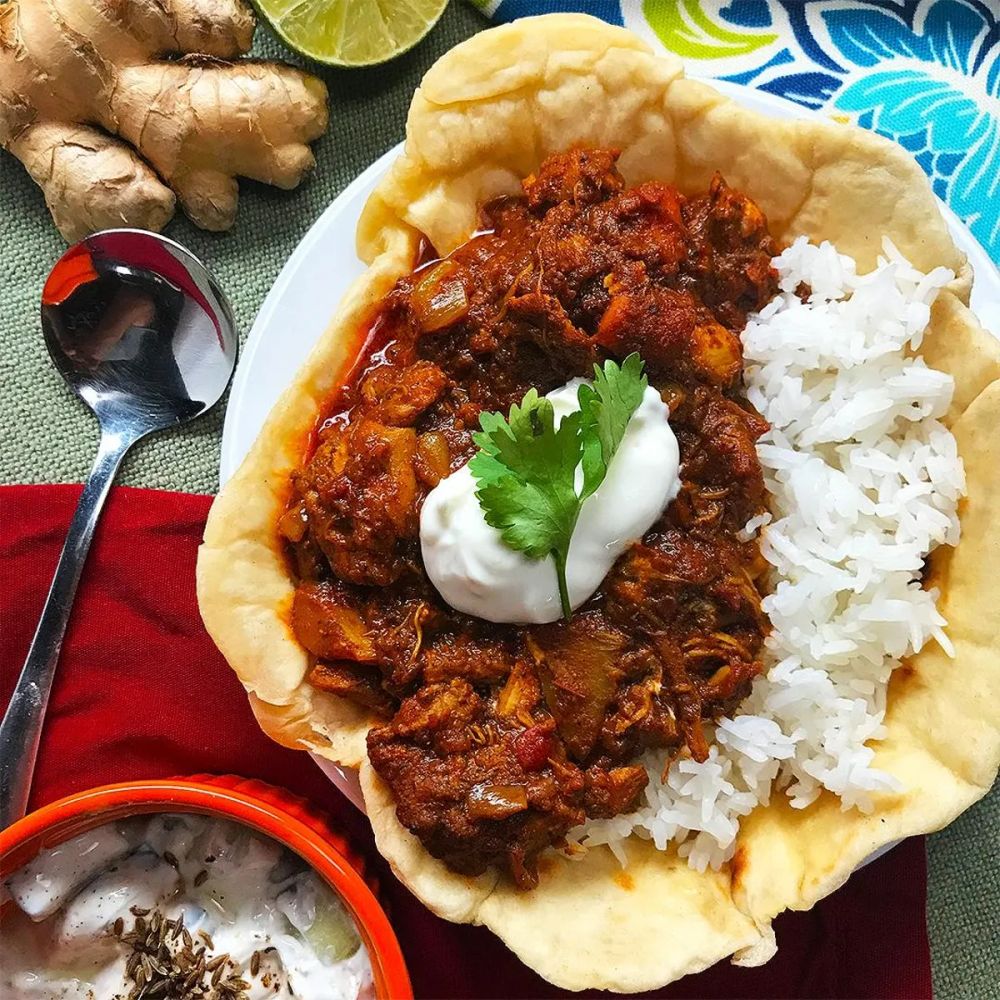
[1,0,329,240]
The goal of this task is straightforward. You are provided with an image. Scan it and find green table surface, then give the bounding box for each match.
[1,5,996,997]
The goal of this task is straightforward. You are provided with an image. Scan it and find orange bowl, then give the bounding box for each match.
[0,774,412,1000]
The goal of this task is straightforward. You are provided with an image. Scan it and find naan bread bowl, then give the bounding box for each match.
[198,14,1000,991]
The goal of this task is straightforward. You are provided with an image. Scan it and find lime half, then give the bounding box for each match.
[257,0,450,67]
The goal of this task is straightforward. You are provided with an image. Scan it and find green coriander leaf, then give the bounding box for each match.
[469,393,582,559]
[467,353,648,619]
[469,393,582,616]
[467,412,511,489]
[476,393,582,488]
[578,353,647,500]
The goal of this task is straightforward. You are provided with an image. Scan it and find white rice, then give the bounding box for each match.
[568,237,964,870]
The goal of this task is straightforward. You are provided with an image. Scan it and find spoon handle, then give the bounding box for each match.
[0,430,134,829]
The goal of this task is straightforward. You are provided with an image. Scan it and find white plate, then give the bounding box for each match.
[219,81,1000,819]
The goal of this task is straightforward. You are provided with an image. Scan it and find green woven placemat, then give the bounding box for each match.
[0,5,995,996]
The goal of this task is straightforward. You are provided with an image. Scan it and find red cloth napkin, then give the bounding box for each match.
[0,484,932,999]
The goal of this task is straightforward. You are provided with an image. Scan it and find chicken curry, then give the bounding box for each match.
[279,149,778,888]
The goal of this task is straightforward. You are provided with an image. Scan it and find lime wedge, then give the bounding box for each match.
[256,0,450,67]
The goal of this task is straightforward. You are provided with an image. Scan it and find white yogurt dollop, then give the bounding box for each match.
[420,378,681,624]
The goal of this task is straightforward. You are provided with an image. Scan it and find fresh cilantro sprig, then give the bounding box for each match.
[468,353,648,619]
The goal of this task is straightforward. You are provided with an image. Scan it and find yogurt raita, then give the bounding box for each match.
[1,813,373,1000]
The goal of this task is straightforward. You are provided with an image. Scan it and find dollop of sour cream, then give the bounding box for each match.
[420,378,681,624]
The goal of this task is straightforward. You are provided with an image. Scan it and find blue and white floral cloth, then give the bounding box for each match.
[467,0,1000,264]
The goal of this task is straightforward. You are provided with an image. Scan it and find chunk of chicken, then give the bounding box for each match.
[292,582,376,662]
[308,660,395,716]
[528,613,627,761]
[523,147,623,212]
[367,679,586,889]
[296,417,418,586]
[361,360,448,426]
[682,173,779,328]
[583,765,648,818]
[597,282,742,387]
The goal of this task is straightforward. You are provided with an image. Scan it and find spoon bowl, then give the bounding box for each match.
[41,230,237,435]
[0,230,237,830]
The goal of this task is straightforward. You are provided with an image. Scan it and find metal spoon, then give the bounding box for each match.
[0,230,237,829]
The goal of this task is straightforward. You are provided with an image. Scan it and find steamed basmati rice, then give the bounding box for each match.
[568,237,964,871]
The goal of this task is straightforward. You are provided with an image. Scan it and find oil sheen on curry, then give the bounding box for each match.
[279,149,779,889]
